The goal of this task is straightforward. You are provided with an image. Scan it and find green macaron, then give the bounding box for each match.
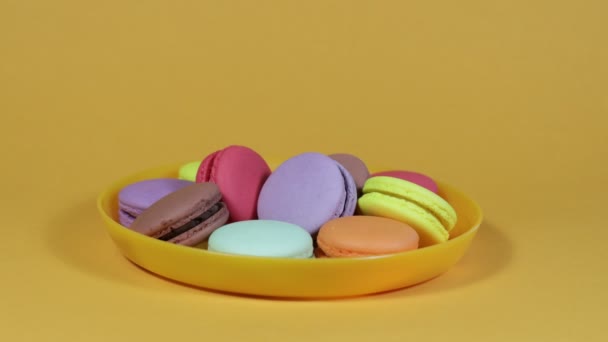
[358,176,457,247]
[208,220,313,258]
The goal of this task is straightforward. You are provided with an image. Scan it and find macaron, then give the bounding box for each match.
[329,153,370,193]
[208,220,313,258]
[257,152,357,234]
[317,216,419,257]
[178,161,202,181]
[313,247,328,258]
[130,183,229,246]
[358,176,457,246]
[371,170,438,193]
[196,145,271,222]
[118,178,192,227]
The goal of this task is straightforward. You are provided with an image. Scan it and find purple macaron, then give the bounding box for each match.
[118,178,192,227]
[257,152,357,234]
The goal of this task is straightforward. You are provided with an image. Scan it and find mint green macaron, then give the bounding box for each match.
[208,220,313,258]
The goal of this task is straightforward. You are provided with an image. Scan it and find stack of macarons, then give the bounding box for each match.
[118,145,457,259]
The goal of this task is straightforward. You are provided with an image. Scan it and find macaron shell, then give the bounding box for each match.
[118,207,137,227]
[358,192,448,246]
[257,153,347,234]
[371,170,438,193]
[208,220,313,258]
[118,178,193,227]
[196,151,220,183]
[329,153,370,191]
[335,162,357,217]
[197,146,271,222]
[317,216,419,257]
[364,176,457,231]
[313,247,328,258]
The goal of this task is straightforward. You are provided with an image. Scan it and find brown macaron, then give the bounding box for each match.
[130,182,229,246]
[329,153,370,193]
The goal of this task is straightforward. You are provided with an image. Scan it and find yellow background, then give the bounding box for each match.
[1,1,607,341]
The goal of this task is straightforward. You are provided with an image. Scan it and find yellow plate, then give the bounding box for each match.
[97,162,483,298]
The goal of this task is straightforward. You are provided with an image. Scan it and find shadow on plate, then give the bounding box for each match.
[369,220,513,300]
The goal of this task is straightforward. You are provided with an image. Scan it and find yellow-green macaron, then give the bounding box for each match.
[178,161,202,181]
[358,176,457,247]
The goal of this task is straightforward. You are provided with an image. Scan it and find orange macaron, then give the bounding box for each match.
[317,216,419,257]
[313,247,328,258]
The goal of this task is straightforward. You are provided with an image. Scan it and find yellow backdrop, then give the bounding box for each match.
[1,1,606,341]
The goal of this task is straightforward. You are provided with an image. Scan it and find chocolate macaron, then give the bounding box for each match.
[130,183,229,246]
[118,178,192,227]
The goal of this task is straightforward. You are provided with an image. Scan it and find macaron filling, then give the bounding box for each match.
[120,208,137,221]
[156,202,225,241]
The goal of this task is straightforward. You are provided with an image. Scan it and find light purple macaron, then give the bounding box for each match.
[118,178,192,227]
[257,152,357,234]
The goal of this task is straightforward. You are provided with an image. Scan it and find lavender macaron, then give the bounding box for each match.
[118,178,192,227]
[257,152,357,234]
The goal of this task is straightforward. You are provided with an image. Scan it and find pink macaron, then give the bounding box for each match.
[370,170,438,193]
[196,145,271,222]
